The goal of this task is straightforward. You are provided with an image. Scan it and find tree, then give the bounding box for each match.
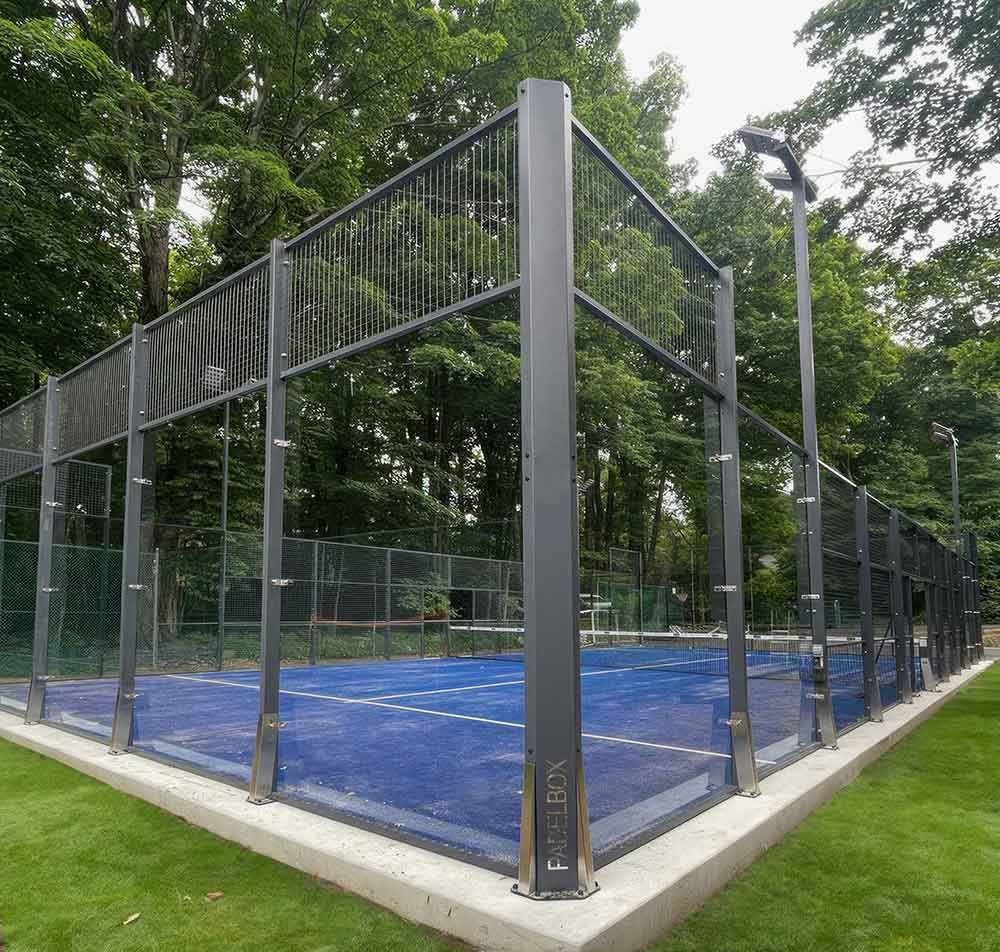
[0,9,135,401]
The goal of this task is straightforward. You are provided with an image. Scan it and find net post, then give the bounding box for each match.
[887,509,914,703]
[249,237,290,804]
[855,487,882,721]
[958,534,972,668]
[24,377,61,724]
[713,266,758,796]
[514,77,595,900]
[109,324,149,752]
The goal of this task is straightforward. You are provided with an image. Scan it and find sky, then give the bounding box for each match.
[619,0,870,195]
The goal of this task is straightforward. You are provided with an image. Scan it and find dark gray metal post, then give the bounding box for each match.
[515,78,595,900]
[25,377,61,723]
[110,324,150,751]
[216,401,230,671]
[930,543,949,682]
[945,546,961,676]
[949,439,961,547]
[887,510,913,703]
[714,266,758,795]
[704,395,728,627]
[969,533,983,662]
[249,238,290,803]
[384,549,392,659]
[791,175,837,748]
[855,487,882,721]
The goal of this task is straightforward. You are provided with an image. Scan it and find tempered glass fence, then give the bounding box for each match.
[739,416,817,770]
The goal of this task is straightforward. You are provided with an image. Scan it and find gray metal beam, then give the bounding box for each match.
[790,176,837,748]
[24,377,61,724]
[515,78,595,900]
[713,267,758,796]
[249,237,291,804]
[855,488,882,721]
[216,400,230,671]
[110,324,150,751]
[887,510,914,703]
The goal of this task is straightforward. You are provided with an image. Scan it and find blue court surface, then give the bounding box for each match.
[0,641,903,871]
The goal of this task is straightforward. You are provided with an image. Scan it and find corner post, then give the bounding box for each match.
[887,509,913,702]
[25,377,61,724]
[110,324,150,751]
[515,78,595,899]
[855,487,882,720]
[714,267,758,795]
[249,239,290,803]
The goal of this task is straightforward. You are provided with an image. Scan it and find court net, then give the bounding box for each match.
[447,624,907,683]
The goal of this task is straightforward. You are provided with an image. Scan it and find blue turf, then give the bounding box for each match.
[6,647,897,870]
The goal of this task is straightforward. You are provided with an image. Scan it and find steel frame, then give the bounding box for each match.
[1,76,983,896]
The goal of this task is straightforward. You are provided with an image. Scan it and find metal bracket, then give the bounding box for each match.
[801,593,821,600]
[41,587,59,594]
[270,578,293,587]
[44,500,63,509]
[127,583,148,591]
[266,718,287,730]
[713,584,737,593]
[708,453,733,463]
[796,496,816,504]
[272,439,293,449]
[131,476,153,486]
[806,692,825,700]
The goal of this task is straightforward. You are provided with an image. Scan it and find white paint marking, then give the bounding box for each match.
[164,674,738,761]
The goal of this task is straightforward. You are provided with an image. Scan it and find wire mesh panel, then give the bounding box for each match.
[57,339,131,457]
[572,125,718,385]
[286,114,519,374]
[0,388,47,479]
[145,260,270,427]
[868,498,891,568]
[0,539,38,711]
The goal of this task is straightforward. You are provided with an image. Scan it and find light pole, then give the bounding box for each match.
[738,126,837,746]
[929,422,961,547]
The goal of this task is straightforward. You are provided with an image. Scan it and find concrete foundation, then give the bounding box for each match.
[0,659,991,952]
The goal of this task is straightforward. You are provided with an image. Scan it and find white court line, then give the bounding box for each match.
[369,654,721,701]
[165,673,743,761]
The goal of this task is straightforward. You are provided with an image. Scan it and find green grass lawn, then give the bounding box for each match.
[1,665,998,952]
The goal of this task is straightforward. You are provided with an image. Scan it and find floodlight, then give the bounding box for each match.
[738,125,784,156]
[930,422,956,444]
[739,126,819,202]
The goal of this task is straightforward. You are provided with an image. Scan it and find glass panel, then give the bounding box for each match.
[41,459,123,738]
[740,417,817,769]
[274,302,525,871]
[820,469,866,732]
[576,308,735,866]
[130,399,261,786]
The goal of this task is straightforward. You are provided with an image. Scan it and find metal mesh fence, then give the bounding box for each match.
[145,260,271,426]
[0,389,47,482]
[0,539,38,683]
[571,125,718,385]
[57,339,131,457]
[286,114,519,373]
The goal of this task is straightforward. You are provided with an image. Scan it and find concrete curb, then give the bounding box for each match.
[0,659,992,952]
